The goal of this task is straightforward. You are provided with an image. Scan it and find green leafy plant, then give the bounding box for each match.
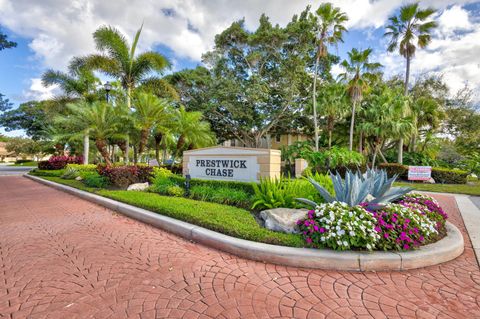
[252,176,301,210]
[302,146,365,173]
[298,169,412,208]
[83,172,109,188]
[431,167,468,184]
[166,185,184,197]
[61,166,79,179]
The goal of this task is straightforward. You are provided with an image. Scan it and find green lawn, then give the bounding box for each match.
[395,180,480,196]
[9,161,38,166]
[31,174,305,248]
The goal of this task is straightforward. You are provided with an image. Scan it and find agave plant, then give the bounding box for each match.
[297,168,412,209]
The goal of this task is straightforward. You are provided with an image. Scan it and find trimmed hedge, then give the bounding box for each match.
[431,167,468,184]
[378,163,408,179]
[97,164,154,188]
[38,156,83,170]
[99,190,304,247]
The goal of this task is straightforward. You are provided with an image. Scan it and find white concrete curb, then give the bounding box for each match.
[26,174,465,271]
[454,195,480,266]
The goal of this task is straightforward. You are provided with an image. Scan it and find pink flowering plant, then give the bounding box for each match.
[297,201,380,251]
[397,193,447,231]
[364,203,438,251]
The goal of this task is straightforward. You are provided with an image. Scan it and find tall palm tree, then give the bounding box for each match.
[132,92,170,157]
[317,81,349,149]
[72,24,173,163]
[311,3,348,151]
[339,48,382,151]
[42,66,101,164]
[384,3,437,163]
[172,106,215,159]
[53,101,121,166]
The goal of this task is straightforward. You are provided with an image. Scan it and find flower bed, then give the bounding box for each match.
[298,192,447,251]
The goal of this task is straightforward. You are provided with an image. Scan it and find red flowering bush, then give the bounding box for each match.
[38,155,83,170]
[97,164,153,188]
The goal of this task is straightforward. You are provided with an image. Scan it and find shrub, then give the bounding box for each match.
[97,165,154,188]
[190,178,254,195]
[303,147,365,173]
[398,193,447,230]
[83,172,110,188]
[166,185,184,197]
[15,159,32,164]
[189,185,251,208]
[364,203,439,250]
[61,166,79,179]
[66,164,97,172]
[378,163,408,179]
[252,176,303,210]
[37,155,83,170]
[298,202,379,250]
[431,167,468,184]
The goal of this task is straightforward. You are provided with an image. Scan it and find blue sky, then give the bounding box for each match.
[1,1,479,136]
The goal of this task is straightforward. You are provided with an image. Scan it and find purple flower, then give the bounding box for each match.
[313,225,319,232]
[374,226,381,233]
[403,244,410,250]
[319,227,326,233]
[384,233,389,239]
[306,237,312,244]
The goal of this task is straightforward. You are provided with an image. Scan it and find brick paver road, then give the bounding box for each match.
[1,176,479,319]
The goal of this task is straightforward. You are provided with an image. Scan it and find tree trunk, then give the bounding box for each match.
[154,133,162,166]
[125,136,130,164]
[358,131,363,153]
[176,134,186,156]
[95,139,112,166]
[138,128,149,156]
[349,100,357,151]
[312,52,321,152]
[83,130,89,165]
[327,115,334,150]
[133,145,138,164]
[372,143,379,168]
[398,55,411,164]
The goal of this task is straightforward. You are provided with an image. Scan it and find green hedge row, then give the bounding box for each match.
[378,163,468,184]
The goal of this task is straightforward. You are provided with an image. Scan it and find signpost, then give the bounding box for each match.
[183,146,281,182]
[408,166,432,181]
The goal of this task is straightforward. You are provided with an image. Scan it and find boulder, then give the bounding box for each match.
[75,176,83,181]
[127,182,149,191]
[424,178,436,184]
[259,208,308,234]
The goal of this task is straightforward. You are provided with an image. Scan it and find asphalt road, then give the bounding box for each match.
[470,195,480,211]
[0,165,34,176]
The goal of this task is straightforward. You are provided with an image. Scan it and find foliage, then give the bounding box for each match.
[38,155,83,170]
[252,176,304,210]
[378,163,408,179]
[280,141,313,168]
[66,164,97,172]
[97,190,304,247]
[82,171,110,188]
[298,169,412,208]
[431,167,468,184]
[385,151,438,166]
[189,185,251,208]
[5,137,54,158]
[302,146,364,172]
[0,28,16,51]
[398,193,447,231]
[0,93,13,113]
[395,180,480,196]
[364,203,439,251]
[166,185,184,197]
[97,164,154,188]
[61,166,79,179]
[460,152,480,176]
[30,169,65,177]
[298,202,379,250]
[0,101,50,140]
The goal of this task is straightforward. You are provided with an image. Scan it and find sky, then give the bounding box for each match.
[0,0,479,137]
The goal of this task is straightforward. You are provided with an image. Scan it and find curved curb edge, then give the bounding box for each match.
[25,174,465,271]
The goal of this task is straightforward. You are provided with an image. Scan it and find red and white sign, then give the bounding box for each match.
[408,166,432,181]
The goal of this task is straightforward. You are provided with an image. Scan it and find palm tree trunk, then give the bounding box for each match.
[358,131,363,153]
[154,133,162,166]
[125,136,130,164]
[312,53,320,152]
[176,134,185,155]
[327,115,334,150]
[133,145,138,164]
[83,130,89,165]
[372,143,379,168]
[398,54,411,165]
[95,139,112,166]
[138,128,149,156]
[349,100,357,151]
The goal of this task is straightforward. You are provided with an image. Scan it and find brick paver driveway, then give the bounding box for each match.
[1,176,479,319]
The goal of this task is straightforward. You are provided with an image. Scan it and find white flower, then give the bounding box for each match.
[349,231,355,236]
[337,240,342,246]
[343,241,348,246]
[331,232,336,237]
[338,229,345,236]
[366,243,372,250]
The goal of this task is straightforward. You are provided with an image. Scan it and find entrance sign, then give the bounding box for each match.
[183,146,281,182]
[408,166,432,181]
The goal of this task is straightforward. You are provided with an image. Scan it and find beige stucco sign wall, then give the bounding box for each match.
[183,146,281,182]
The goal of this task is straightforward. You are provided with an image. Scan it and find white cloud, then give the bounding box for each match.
[0,0,479,102]
[22,78,58,101]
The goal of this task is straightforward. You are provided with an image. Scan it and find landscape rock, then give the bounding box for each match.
[259,208,308,234]
[127,182,149,191]
[425,178,436,184]
[75,176,83,181]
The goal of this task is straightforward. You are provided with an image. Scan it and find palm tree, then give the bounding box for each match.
[172,106,215,159]
[384,3,437,163]
[42,65,100,164]
[132,92,170,158]
[317,81,349,149]
[339,48,382,151]
[311,3,348,151]
[72,24,173,163]
[53,101,121,166]
[359,87,414,166]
